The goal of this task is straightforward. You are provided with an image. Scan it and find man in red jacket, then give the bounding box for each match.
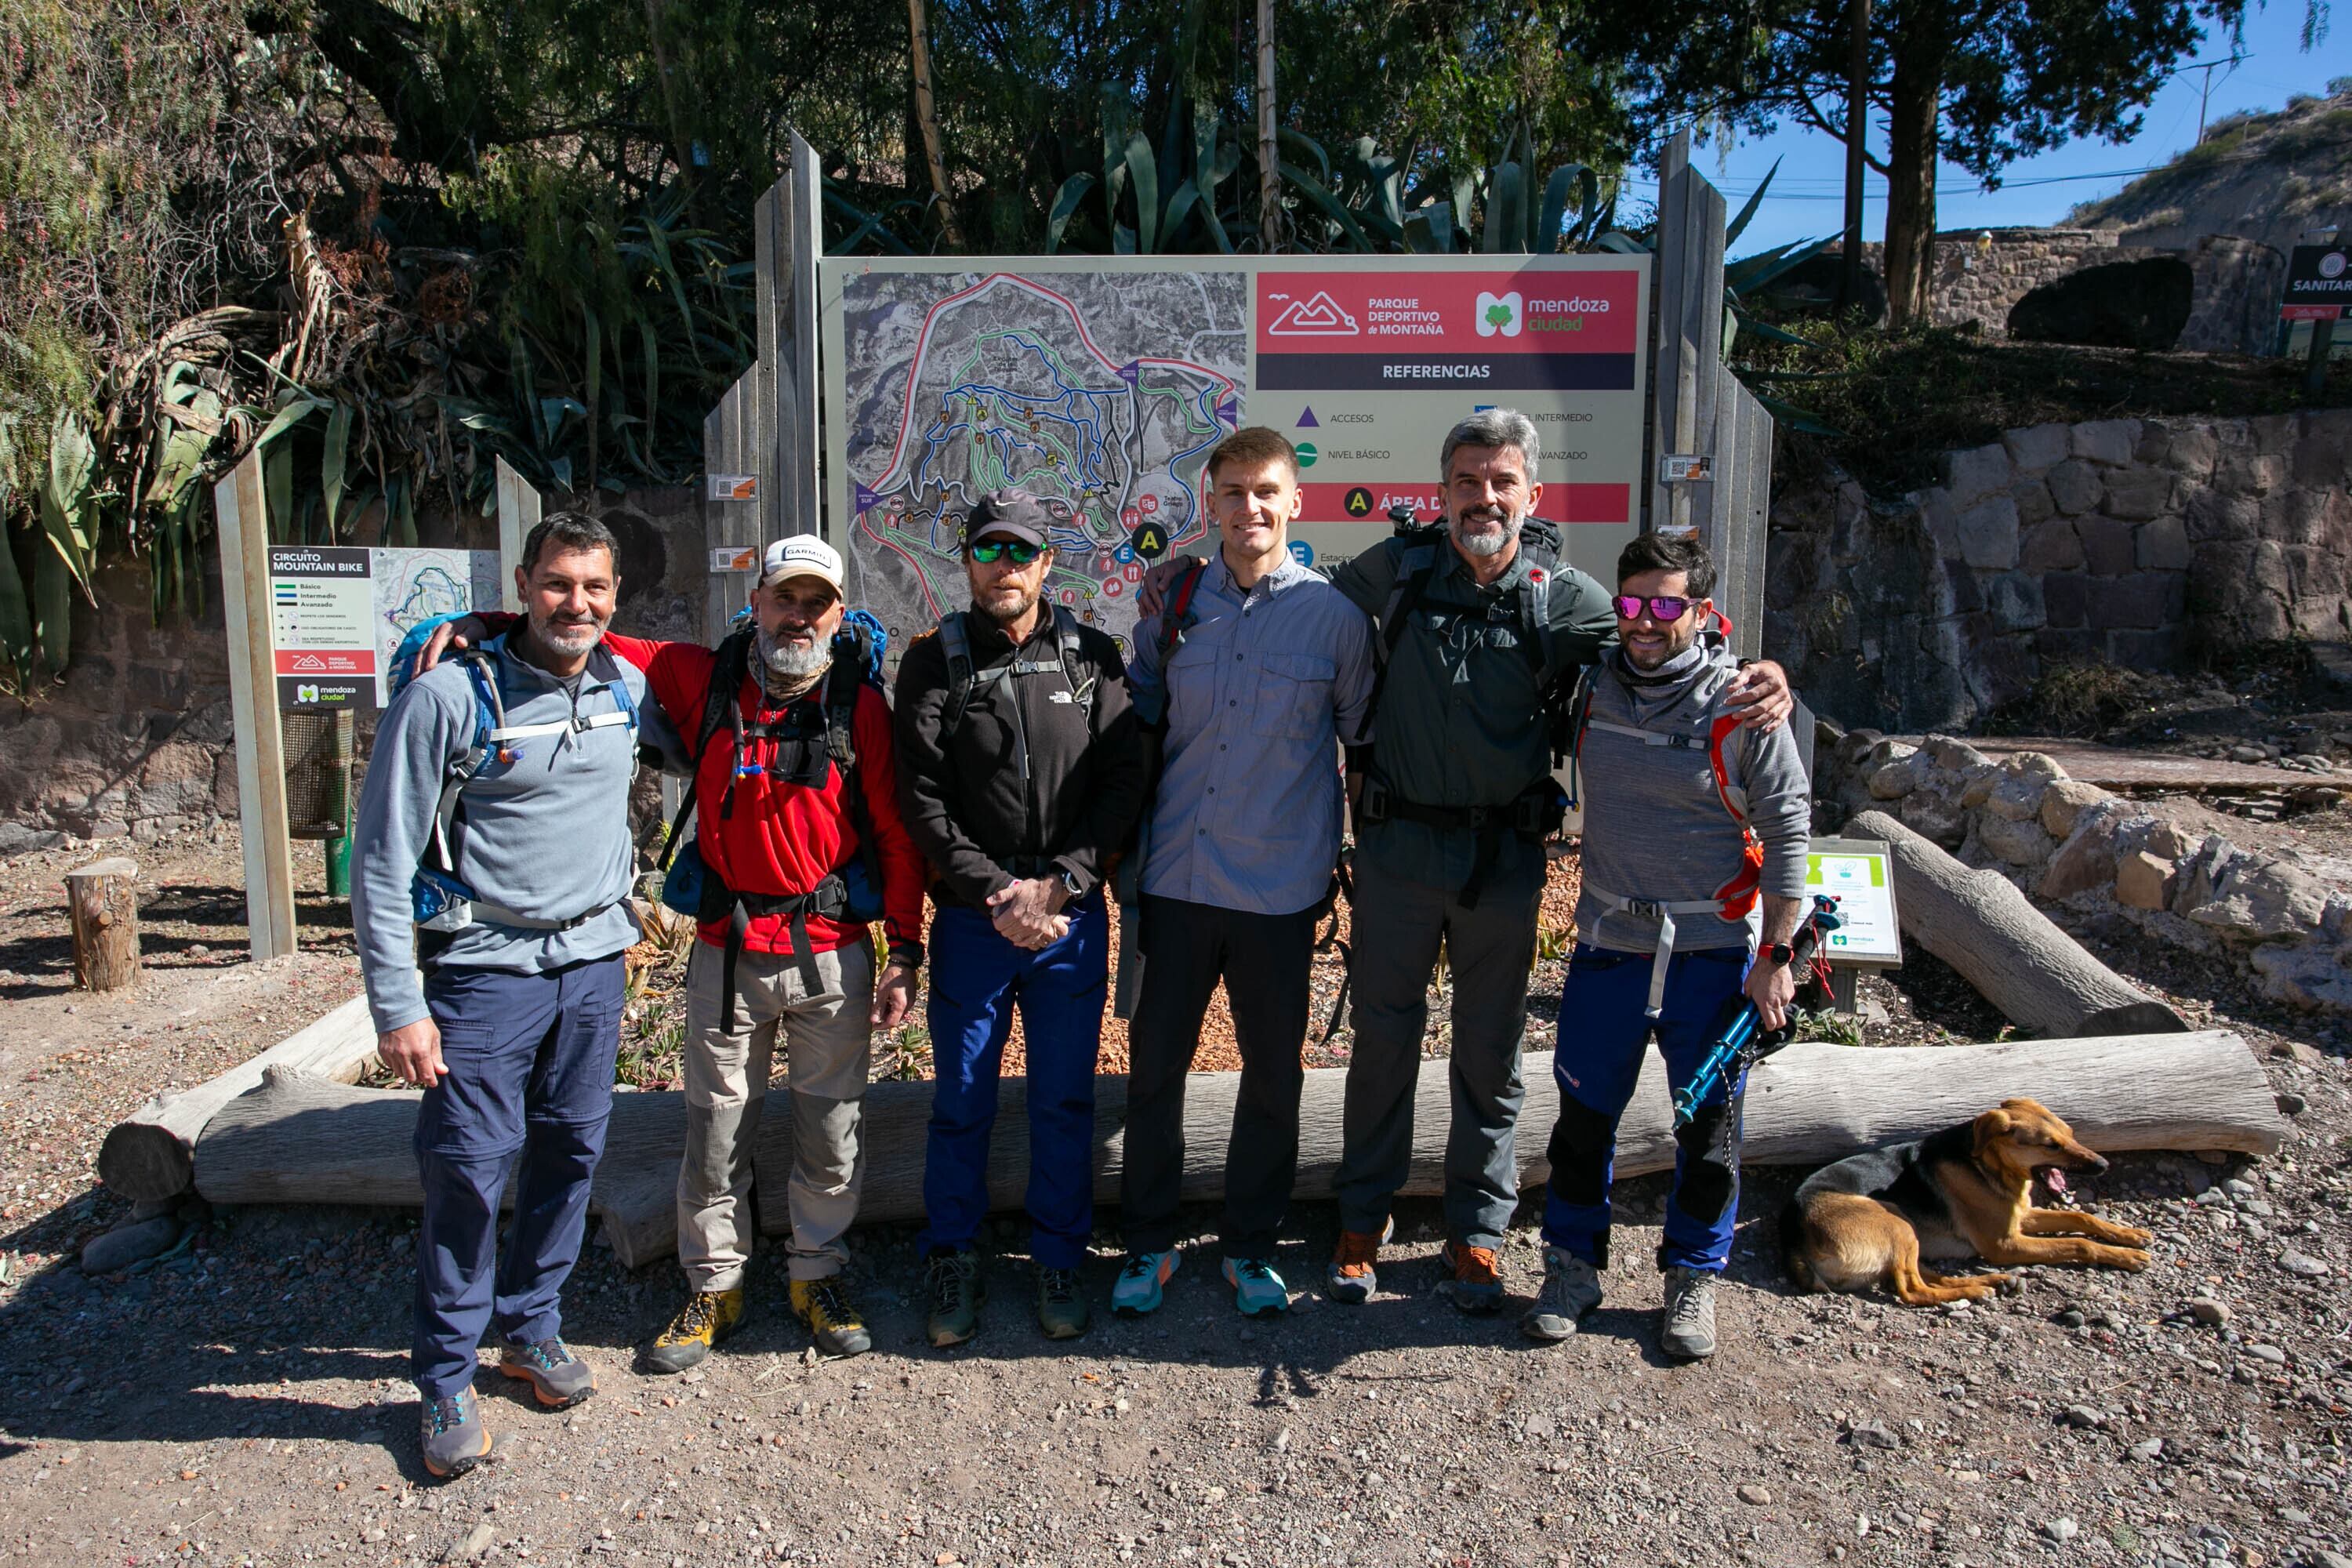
[422,535,923,1364]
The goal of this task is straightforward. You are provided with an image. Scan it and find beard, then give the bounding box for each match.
[975,579,1041,626]
[531,606,609,657]
[756,622,833,685]
[1450,504,1523,559]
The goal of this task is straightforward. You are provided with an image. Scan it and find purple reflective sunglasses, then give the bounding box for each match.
[1611,593,1693,622]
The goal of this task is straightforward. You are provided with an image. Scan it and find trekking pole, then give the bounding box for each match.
[1671,895,1842,1128]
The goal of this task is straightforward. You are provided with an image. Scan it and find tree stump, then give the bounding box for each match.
[65,857,140,993]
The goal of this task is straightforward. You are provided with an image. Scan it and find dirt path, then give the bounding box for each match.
[1,827,2347,1568]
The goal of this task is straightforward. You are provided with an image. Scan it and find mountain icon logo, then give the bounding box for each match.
[1265,290,1359,336]
[1475,291,1523,338]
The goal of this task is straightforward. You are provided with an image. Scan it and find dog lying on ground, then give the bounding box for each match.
[1780,1098,2154,1305]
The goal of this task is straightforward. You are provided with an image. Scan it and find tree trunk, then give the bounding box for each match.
[192,1033,2280,1270]
[65,857,140,993]
[1881,40,1941,325]
[1255,0,1283,252]
[906,0,967,249]
[1841,0,1872,307]
[1846,810,2187,1038]
[98,994,379,1203]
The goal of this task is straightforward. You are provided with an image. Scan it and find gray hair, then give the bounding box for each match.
[520,510,620,575]
[1439,408,1541,481]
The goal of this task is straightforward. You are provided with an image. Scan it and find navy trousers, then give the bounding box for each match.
[412,954,623,1399]
[1542,943,1751,1274]
[919,898,1108,1270]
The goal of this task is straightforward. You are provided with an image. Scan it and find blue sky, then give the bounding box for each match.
[1617,2,2340,259]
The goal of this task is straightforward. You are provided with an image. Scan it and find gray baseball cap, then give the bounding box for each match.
[964,488,1058,551]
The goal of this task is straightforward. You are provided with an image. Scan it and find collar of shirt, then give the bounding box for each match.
[1211,549,1311,601]
[1436,535,1534,601]
[963,604,1063,659]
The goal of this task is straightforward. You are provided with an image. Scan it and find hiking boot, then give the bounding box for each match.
[1324,1218,1395,1305]
[419,1386,493,1479]
[1439,1240,1505,1316]
[1520,1247,1603,1342]
[1222,1256,1290,1317]
[498,1338,597,1407]
[1661,1265,1719,1360]
[1036,1265,1090,1340]
[644,1287,746,1374]
[789,1275,873,1358]
[924,1249,985,1348]
[1111,1250,1179,1316]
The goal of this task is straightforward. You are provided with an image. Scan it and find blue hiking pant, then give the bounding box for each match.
[1542,942,1751,1274]
[412,954,622,1399]
[918,897,1109,1269]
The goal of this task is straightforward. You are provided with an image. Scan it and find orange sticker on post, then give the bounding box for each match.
[706,474,757,501]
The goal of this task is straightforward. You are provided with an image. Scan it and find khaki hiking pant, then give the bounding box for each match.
[677,937,873,1290]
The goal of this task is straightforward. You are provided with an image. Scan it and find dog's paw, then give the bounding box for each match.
[2114,1225,2154,1249]
[2113,1248,2153,1272]
[1994,1273,2025,1297]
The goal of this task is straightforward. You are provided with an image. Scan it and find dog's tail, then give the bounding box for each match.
[1778,1195,1817,1291]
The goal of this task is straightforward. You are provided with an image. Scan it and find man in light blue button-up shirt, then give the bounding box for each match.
[1110,426,1374,1321]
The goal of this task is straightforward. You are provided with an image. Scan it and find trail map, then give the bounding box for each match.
[368,549,503,704]
[833,270,1247,657]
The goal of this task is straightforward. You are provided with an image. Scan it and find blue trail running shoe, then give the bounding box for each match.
[1111,1250,1180,1316]
[1223,1256,1291,1317]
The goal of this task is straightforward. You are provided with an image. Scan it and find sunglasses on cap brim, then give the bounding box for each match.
[970,538,1045,564]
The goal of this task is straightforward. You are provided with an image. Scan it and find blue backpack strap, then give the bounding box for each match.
[387,613,470,706]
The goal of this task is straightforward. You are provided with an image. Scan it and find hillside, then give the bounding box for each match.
[2067,78,2352,251]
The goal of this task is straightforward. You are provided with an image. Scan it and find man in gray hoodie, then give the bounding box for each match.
[1522,529,1810,1359]
[353,511,677,1476]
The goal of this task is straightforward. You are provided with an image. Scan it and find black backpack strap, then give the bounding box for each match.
[937,612,977,740]
[703,626,758,824]
[1515,518,1565,685]
[1366,529,1443,727]
[1051,604,1095,726]
[822,627,888,919]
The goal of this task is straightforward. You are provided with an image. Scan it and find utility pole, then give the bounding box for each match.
[1841,0,1871,308]
[1257,0,1283,252]
[2187,52,2245,143]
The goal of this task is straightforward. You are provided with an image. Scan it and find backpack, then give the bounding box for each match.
[1371,513,1568,701]
[934,604,1096,740]
[655,610,891,1028]
[403,632,641,934]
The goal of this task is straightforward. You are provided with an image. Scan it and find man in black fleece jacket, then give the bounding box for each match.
[892,488,1148,1345]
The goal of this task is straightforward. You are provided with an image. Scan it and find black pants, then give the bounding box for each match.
[1120,895,1316,1258]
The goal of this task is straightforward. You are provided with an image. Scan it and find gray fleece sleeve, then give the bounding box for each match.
[350,680,467,1034]
[1742,720,1814,898]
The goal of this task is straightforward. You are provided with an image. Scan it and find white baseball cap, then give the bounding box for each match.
[759,535,844,593]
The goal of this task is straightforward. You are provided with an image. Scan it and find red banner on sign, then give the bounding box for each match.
[2281,303,2344,322]
[1293,481,1630,527]
[1256,270,1641,356]
[274,649,376,676]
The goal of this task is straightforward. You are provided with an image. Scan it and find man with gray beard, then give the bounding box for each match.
[1319,409,1790,1318]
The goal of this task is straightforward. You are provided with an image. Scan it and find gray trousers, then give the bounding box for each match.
[1333,846,1545,1248]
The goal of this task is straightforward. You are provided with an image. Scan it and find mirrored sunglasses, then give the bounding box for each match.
[970,539,1044,564]
[1611,593,1692,622]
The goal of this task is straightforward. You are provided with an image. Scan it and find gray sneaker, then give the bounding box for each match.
[1660,1265,1719,1360]
[419,1386,494,1479]
[498,1338,597,1407]
[1520,1247,1603,1341]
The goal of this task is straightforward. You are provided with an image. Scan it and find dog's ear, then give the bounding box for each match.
[1973,1107,2015,1160]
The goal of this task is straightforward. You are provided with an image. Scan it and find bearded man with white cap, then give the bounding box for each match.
[415,533,925,1367]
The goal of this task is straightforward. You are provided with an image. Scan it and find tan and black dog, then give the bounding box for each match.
[1780,1098,2153,1305]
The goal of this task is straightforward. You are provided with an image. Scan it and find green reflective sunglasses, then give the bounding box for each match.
[970,539,1044,564]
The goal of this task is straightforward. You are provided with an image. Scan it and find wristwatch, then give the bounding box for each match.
[1764,942,1796,967]
[1057,868,1086,901]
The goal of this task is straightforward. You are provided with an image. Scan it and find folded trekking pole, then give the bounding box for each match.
[1671,895,1842,1128]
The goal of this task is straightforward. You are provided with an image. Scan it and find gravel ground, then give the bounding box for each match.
[2,828,2349,1568]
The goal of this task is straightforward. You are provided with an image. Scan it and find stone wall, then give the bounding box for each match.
[1850,230,2284,353]
[1766,408,2352,733]
[0,485,707,851]
[1823,731,2352,1014]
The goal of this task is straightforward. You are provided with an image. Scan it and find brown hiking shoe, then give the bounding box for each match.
[1439,1240,1505,1315]
[1324,1217,1395,1305]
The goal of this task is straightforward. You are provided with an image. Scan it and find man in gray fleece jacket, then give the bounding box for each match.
[353,511,678,1476]
[1523,530,1811,1359]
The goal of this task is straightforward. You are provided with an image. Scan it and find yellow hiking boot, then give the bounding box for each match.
[644,1287,745,1374]
[789,1275,873,1358]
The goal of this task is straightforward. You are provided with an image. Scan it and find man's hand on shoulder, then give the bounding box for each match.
[1134,554,1204,618]
[1722,659,1793,733]
[411,615,494,683]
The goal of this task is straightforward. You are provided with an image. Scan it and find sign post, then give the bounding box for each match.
[213,452,299,960]
[1804,836,1904,1014]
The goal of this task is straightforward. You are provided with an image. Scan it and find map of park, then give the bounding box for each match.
[838,270,1247,656]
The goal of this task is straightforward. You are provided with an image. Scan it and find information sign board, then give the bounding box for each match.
[2281,245,2350,322]
[818,254,1648,658]
[264,546,502,710]
[1804,837,1903,967]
